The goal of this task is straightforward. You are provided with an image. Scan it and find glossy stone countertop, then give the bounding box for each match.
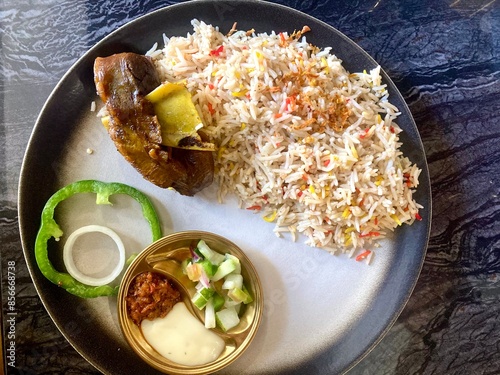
[1,0,499,374]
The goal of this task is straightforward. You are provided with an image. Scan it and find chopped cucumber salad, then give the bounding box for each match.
[182,240,253,332]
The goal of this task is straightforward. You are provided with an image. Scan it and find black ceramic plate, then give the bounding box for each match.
[18,1,431,374]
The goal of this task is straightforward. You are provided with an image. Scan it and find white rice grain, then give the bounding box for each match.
[150,20,422,256]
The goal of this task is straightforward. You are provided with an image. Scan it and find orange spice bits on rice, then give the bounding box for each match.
[147,19,423,255]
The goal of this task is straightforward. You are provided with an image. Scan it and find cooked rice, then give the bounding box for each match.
[148,19,423,255]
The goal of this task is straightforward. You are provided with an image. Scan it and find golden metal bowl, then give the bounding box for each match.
[117,231,263,374]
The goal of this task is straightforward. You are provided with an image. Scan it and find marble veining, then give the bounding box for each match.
[1,0,499,374]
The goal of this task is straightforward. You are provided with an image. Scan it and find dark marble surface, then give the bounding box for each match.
[1,0,499,374]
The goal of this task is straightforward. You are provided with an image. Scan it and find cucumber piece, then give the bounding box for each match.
[225,254,241,274]
[197,259,217,277]
[222,273,243,290]
[199,286,215,300]
[192,291,209,310]
[224,298,241,308]
[223,299,242,315]
[241,284,254,304]
[212,293,225,312]
[216,307,240,332]
[197,240,225,265]
[211,258,237,282]
[205,298,216,329]
[228,286,253,304]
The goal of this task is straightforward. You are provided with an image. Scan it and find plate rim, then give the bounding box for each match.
[17,0,432,374]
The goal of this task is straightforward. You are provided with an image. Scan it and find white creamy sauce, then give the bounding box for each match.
[141,302,225,366]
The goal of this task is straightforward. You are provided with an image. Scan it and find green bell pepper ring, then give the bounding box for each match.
[34,180,162,298]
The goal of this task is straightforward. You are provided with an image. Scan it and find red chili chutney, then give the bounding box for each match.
[126,271,181,326]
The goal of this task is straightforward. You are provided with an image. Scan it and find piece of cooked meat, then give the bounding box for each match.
[93,52,214,196]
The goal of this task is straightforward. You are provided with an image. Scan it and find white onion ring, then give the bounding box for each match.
[63,225,126,286]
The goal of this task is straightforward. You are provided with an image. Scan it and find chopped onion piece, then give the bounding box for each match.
[199,269,211,289]
[63,225,126,287]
